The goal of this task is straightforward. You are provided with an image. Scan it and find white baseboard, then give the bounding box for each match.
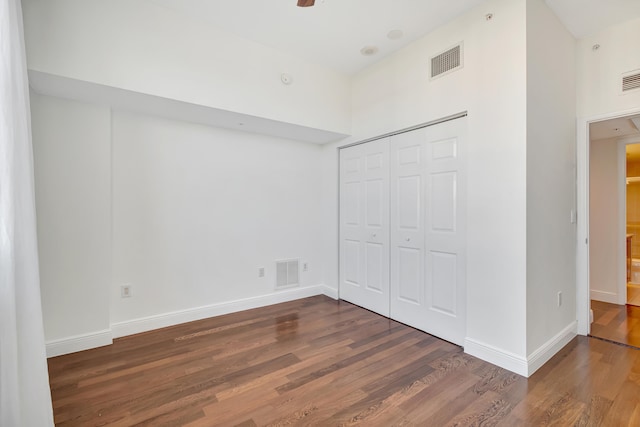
[526,321,577,376]
[46,329,112,358]
[464,338,528,377]
[464,321,577,378]
[322,285,339,300]
[46,284,335,357]
[590,289,619,304]
[111,285,326,338]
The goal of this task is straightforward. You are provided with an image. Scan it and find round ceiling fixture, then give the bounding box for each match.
[387,30,403,40]
[281,73,293,85]
[360,46,379,56]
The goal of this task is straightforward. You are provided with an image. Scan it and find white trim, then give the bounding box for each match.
[576,116,590,335]
[464,321,577,378]
[577,107,640,336]
[526,321,577,376]
[464,338,528,377]
[618,140,628,305]
[46,329,113,358]
[590,289,620,304]
[322,285,339,299]
[46,287,337,358]
[111,285,325,338]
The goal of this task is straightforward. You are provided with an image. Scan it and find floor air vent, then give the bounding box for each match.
[276,259,299,288]
[431,43,463,79]
[623,70,640,93]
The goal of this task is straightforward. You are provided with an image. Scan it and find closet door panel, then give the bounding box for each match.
[391,132,426,313]
[398,175,421,230]
[365,242,385,292]
[429,250,458,315]
[430,172,456,232]
[422,120,466,345]
[343,239,361,286]
[339,139,390,316]
[391,118,467,346]
[398,247,422,304]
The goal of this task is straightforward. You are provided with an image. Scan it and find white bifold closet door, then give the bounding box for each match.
[339,117,467,346]
[389,118,466,346]
[339,138,390,316]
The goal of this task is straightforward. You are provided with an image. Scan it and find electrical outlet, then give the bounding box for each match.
[557,291,562,307]
[121,285,132,298]
[258,267,265,278]
[303,262,308,272]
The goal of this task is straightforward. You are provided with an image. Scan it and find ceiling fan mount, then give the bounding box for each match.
[297,0,315,7]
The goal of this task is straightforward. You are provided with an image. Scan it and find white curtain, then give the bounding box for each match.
[0,0,54,425]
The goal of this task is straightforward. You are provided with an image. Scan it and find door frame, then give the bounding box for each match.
[577,106,640,335]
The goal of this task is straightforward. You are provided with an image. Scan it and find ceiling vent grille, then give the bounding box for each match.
[622,70,640,93]
[276,259,299,288]
[430,43,463,79]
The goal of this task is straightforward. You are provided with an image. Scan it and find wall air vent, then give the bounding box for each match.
[276,259,299,288]
[622,70,640,93]
[430,43,463,80]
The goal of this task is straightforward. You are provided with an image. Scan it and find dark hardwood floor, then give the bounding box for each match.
[591,300,640,348]
[48,296,640,426]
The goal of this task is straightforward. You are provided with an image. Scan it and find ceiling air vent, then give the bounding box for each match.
[622,70,640,93]
[430,43,463,80]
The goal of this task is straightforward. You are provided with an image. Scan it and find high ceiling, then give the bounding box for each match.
[545,0,640,38]
[145,0,640,75]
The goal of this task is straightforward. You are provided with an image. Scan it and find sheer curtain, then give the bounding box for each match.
[0,0,54,425]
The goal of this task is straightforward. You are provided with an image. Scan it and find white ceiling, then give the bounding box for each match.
[145,0,640,75]
[146,0,486,75]
[590,114,640,142]
[545,0,640,39]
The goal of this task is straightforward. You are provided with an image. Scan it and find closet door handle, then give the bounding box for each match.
[405,238,411,242]
[372,233,377,238]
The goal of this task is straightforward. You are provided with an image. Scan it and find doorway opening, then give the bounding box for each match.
[626,142,640,307]
[587,113,640,348]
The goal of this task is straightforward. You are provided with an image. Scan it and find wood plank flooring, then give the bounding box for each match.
[591,300,640,348]
[628,284,640,306]
[48,296,640,426]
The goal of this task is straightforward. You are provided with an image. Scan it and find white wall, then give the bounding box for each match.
[31,93,111,346]
[31,93,328,352]
[323,0,530,360]
[589,138,620,302]
[575,16,640,335]
[22,0,350,135]
[525,0,577,355]
[577,16,640,119]
[111,110,325,327]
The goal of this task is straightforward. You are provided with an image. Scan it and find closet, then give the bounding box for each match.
[339,116,467,345]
